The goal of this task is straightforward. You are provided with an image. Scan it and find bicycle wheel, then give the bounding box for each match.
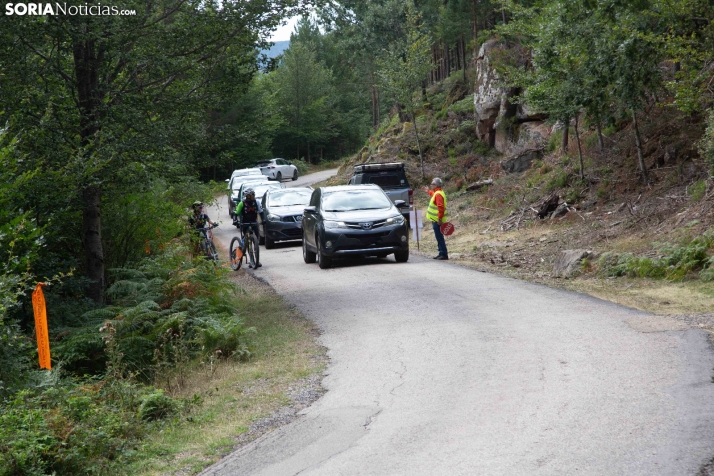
[229,236,243,271]
[247,233,259,268]
[207,240,218,260]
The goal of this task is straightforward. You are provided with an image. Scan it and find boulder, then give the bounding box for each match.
[550,202,569,220]
[552,250,598,278]
[474,41,550,154]
[501,149,543,174]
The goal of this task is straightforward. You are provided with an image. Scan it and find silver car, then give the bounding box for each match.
[260,187,313,249]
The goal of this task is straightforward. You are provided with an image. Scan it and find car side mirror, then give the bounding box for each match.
[394,200,407,209]
[304,206,316,214]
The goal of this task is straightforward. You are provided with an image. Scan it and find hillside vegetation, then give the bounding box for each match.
[333,71,714,317]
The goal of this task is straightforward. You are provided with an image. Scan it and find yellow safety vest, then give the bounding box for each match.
[426,190,448,222]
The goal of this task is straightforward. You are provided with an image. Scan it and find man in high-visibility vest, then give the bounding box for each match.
[424,177,449,260]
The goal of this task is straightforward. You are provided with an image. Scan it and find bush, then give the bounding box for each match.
[598,231,714,281]
[698,109,714,169]
[689,180,707,202]
[138,390,177,421]
[448,97,475,115]
[0,380,159,475]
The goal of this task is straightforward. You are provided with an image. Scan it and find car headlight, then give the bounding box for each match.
[267,213,281,222]
[324,220,349,229]
[386,215,405,225]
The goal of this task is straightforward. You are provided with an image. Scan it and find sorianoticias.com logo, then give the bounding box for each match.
[4,2,136,15]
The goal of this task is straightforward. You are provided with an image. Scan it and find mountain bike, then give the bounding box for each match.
[198,223,219,260]
[229,222,260,270]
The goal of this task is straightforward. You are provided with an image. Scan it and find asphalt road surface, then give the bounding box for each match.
[204,170,714,475]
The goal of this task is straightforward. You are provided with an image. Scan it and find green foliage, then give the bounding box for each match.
[598,231,714,281]
[0,379,165,475]
[546,168,570,191]
[448,97,475,115]
[689,180,707,202]
[699,109,714,170]
[138,390,178,422]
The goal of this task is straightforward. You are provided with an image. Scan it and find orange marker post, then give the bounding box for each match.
[32,283,51,370]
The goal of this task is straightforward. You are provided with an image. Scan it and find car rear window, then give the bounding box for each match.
[256,161,271,167]
[268,190,312,207]
[365,174,404,187]
[252,183,284,197]
[322,190,392,212]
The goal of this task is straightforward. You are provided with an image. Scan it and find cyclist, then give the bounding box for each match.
[189,201,217,256]
[189,201,215,230]
[234,188,263,268]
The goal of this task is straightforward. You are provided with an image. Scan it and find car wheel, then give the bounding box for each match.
[276,171,282,182]
[265,235,275,249]
[292,169,298,181]
[394,249,409,263]
[317,236,332,269]
[302,233,316,264]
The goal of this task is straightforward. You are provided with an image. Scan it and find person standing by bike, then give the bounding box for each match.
[189,201,217,258]
[189,201,216,230]
[234,189,263,268]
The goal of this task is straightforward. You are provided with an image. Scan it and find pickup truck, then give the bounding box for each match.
[347,162,413,228]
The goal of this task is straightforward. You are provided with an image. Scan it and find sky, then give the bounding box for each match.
[269,15,300,42]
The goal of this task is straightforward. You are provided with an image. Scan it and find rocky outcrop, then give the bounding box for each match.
[552,250,599,278]
[474,40,549,155]
[500,149,543,174]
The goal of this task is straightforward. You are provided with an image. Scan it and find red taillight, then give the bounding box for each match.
[269,165,276,168]
[408,189,413,204]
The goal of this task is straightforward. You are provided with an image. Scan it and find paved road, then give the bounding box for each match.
[204,170,714,475]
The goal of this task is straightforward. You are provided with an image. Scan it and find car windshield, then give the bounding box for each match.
[268,190,312,207]
[322,189,392,212]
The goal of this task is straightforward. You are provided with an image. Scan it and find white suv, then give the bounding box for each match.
[256,159,298,182]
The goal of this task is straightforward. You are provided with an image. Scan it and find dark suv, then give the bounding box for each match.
[348,162,413,228]
[302,185,410,269]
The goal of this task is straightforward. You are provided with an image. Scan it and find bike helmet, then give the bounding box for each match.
[243,188,255,197]
[192,200,203,210]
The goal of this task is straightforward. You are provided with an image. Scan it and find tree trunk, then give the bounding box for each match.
[307,141,311,164]
[473,0,479,58]
[371,70,378,129]
[561,118,569,156]
[632,110,649,184]
[82,185,104,303]
[411,112,425,179]
[461,35,467,82]
[596,121,605,152]
[74,35,106,303]
[574,115,584,180]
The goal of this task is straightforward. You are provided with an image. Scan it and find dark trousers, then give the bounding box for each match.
[432,221,448,257]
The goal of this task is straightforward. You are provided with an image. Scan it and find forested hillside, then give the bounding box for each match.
[1,0,714,473]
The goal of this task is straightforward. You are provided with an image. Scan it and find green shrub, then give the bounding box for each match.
[689,180,707,202]
[546,168,569,191]
[448,97,474,115]
[697,109,714,169]
[138,390,177,421]
[599,231,714,281]
[0,380,159,475]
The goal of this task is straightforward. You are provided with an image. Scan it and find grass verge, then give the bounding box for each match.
[127,273,326,475]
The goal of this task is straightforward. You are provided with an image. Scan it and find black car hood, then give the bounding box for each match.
[269,204,309,216]
[321,207,399,221]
